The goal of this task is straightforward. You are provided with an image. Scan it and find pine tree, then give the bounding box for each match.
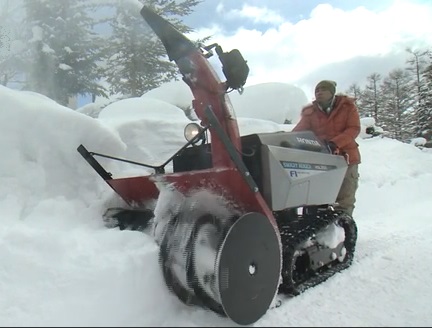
[406,48,429,105]
[345,83,362,105]
[0,0,27,86]
[360,73,383,122]
[0,25,12,85]
[23,0,107,107]
[405,48,430,138]
[380,69,415,140]
[417,52,432,140]
[104,0,201,98]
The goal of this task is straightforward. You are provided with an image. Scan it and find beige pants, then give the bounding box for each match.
[335,164,359,216]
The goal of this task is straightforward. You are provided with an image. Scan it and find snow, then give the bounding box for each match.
[229,82,308,124]
[125,80,307,125]
[29,26,43,42]
[1,75,432,327]
[410,137,427,147]
[141,80,194,111]
[59,63,73,71]
[358,116,385,139]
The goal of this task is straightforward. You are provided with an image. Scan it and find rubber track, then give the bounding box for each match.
[277,210,358,296]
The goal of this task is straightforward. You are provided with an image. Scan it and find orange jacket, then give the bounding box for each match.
[292,95,361,165]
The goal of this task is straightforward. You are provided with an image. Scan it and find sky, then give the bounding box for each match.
[2,0,432,106]
[180,0,432,99]
[1,77,432,326]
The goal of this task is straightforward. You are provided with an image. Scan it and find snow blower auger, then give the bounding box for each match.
[77,6,357,326]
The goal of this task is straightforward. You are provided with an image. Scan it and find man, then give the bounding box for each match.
[292,80,361,217]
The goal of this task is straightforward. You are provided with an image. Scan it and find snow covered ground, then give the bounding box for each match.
[1,83,432,327]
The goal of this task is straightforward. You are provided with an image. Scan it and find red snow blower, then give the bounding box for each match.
[77,6,357,325]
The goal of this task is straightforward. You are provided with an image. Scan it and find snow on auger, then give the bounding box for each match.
[77,6,357,326]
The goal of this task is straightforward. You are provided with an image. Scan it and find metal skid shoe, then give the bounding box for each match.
[159,211,281,325]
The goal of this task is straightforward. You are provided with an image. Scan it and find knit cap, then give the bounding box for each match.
[315,80,337,95]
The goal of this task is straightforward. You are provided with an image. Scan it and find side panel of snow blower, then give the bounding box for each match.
[77,5,357,326]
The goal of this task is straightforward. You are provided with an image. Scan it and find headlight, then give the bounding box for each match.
[184,123,203,143]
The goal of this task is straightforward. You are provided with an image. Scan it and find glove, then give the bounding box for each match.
[327,141,340,155]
